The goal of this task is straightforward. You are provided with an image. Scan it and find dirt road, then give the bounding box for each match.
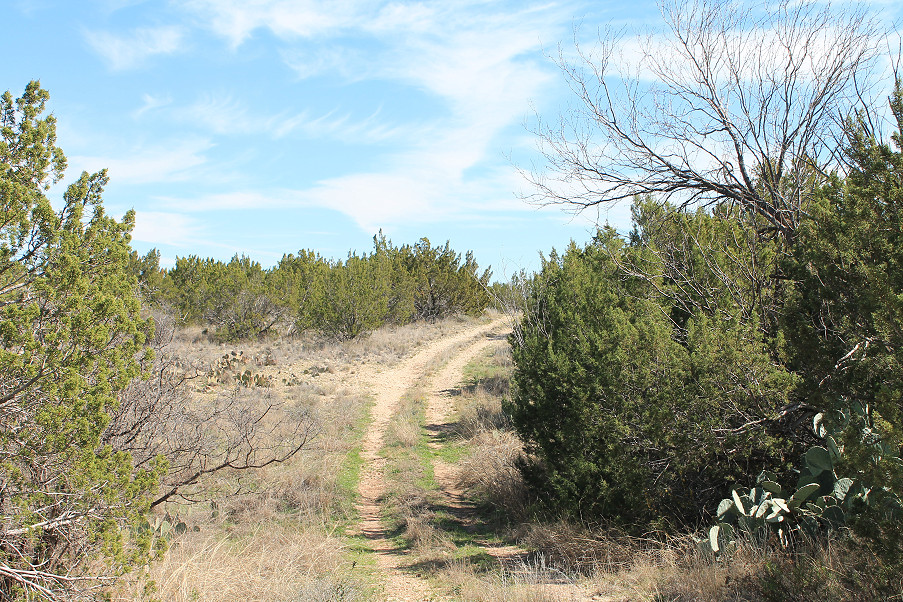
[353,317,509,601]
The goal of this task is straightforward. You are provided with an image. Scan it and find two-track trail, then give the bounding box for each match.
[351,317,508,601]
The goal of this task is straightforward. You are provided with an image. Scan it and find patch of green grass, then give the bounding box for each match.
[336,396,374,523]
[451,547,498,571]
[345,534,381,569]
[431,439,470,464]
[461,345,512,387]
[429,508,508,549]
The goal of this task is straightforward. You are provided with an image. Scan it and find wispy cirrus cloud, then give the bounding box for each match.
[275,107,413,142]
[132,93,173,118]
[84,25,184,70]
[131,211,205,246]
[280,45,363,80]
[69,138,213,184]
[175,0,571,228]
[181,0,373,47]
[175,93,261,135]
[162,91,409,143]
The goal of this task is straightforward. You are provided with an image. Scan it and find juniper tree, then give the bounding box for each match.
[0,82,161,599]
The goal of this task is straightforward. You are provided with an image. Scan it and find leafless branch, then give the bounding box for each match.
[526,0,887,237]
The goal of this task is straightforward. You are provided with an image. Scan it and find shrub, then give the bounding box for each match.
[0,82,161,597]
[508,206,799,527]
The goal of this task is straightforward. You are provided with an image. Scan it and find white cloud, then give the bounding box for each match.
[182,0,373,47]
[163,0,574,230]
[131,211,204,247]
[165,92,406,143]
[276,106,412,142]
[69,138,212,184]
[153,155,535,233]
[132,93,172,118]
[177,93,256,135]
[84,25,184,70]
[280,45,362,80]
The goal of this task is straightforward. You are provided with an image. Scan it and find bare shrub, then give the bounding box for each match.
[528,0,885,237]
[287,575,371,602]
[458,430,526,518]
[105,309,318,508]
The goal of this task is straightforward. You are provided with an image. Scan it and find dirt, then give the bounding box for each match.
[341,317,596,601]
[346,318,502,600]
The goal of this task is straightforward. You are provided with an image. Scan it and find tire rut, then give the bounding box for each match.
[352,318,507,601]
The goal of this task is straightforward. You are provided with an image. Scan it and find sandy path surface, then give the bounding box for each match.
[352,317,508,601]
[422,336,598,602]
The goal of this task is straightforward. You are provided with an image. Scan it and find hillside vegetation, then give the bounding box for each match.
[3,0,903,597]
[135,233,491,342]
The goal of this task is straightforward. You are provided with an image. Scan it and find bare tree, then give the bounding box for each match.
[104,310,318,509]
[528,0,885,236]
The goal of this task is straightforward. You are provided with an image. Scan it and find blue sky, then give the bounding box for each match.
[5,0,897,278]
[4,0,653,277]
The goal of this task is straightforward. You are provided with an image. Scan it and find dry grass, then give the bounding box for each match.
[123,523,352,602]
[111,314,483,601]
[385,389,424,451]
[455,390,513,440]
[165,313,486,392]
[458,429,526,517]
[441,559,582,602]
[452,345,527,520]
[591,537,772,601]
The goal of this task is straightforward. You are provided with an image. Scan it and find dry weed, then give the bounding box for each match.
[455,392,513,439]
[386,413,421,450]
[442,559,581,602]
[518,522,639,576]
[114,523,348,602]
[517,524,780,602]
[458,429,526,517]
[286,574,371,602]
[451,348,526,519]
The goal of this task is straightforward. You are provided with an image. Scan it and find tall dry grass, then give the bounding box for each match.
[132,523,350,602]
[453,345,528,521]
[111,314,483,601]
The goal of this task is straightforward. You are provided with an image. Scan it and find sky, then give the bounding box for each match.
[3,0,898,278]
[3,0,654,277]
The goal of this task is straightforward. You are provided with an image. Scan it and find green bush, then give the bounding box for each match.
[160,232,492,341]
[0,82,162,597]
[508,207,798,527]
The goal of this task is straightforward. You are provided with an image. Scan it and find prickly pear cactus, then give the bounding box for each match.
[707,427,872,554]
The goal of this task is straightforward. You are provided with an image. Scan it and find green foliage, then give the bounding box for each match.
[709,436,871,554]
[159,231,492,342]
[313,252,393,341]
[129,248,164,304]
[396,237,491,322]
[508,206,797,527]
[161,254,285,340]
[768,82,903,566]
[272,248,331,332]
[510,85,903,544]
[0,82,161,596]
